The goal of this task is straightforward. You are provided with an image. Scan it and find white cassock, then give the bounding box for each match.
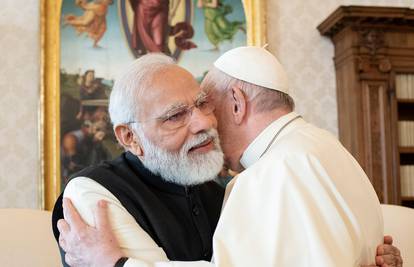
[212,112,383,267]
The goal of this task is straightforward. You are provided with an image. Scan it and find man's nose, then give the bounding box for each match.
[188,108,215,134]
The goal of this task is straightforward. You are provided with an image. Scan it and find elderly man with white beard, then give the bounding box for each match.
[52,54,226,266]
[56,49,403,267]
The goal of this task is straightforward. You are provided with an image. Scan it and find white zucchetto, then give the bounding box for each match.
[213,46,290,94]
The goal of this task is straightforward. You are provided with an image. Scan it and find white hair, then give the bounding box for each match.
[201,67,295,112]
[109,53,176,127]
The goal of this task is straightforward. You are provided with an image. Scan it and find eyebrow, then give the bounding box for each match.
[156,92,208,120]
[160,102,187,117]
[197,90,208,99]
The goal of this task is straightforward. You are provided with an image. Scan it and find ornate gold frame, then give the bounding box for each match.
[40,0,267,210]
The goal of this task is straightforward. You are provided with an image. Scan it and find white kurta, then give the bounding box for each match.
[66,112,383,267]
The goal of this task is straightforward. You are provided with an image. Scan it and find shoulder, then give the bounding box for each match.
[67,153,128,183]
[64,176,112,196]
[239,137,334,188]
[64,176,124,208]
[69,162,111,179]
[63,176,128,226]
[278,123,338,152]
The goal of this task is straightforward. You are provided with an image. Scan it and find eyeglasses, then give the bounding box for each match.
[127,92,215,131]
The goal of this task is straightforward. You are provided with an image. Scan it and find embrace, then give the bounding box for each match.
[53,46,403,267]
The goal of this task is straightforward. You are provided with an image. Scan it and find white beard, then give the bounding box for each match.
[135,128,224,186]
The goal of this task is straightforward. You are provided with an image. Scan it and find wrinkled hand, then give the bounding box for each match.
[57,198,124,267]
[375,236,403,267]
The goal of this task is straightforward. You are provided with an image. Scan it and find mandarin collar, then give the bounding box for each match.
[239,112,303,169]
[125,151,195,195]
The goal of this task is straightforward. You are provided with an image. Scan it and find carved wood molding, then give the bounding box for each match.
[357,57,392,74]
[356,29,392,74]
[318,6,414,37]
[359,29,385,56]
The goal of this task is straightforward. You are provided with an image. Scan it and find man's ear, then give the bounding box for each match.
[230,85,247,125]
[114,124,143,156]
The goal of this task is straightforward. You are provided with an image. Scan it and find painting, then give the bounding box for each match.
[41,0,267,210]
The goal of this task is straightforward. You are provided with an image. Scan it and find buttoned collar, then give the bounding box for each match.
[239,112,302,169]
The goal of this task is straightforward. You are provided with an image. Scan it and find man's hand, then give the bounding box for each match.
[57,198,124,267]
[375,236,403,267]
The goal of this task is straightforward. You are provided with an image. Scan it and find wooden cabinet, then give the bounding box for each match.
[318,6,414,207]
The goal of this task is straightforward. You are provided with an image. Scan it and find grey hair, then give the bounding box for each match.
[201,67,295,113]
[109,53,176,127]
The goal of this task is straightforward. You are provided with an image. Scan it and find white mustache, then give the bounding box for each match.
[183,128,219,153]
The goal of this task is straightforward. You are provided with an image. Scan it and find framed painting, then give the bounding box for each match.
[40,0,267,210]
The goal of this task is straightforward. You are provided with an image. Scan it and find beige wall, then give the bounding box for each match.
[0,0,40,208]
[0,0,413,208]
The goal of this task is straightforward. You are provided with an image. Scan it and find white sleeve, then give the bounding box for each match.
[64,177,169,263]
[64,177,216,267]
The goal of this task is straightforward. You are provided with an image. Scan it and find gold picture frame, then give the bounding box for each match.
[40,0,267,210]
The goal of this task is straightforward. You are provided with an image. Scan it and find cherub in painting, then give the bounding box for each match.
[63,0,113,48]
[197,0,245,49]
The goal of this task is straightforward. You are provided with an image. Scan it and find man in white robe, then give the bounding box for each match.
[200,46,383,266]
[57,47,402,267]
[212,113,383,266]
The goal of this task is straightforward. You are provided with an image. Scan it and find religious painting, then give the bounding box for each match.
[41,0,266,210]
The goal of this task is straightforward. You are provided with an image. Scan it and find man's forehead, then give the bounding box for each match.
[138,66,203,116]
[161,90,206,111]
